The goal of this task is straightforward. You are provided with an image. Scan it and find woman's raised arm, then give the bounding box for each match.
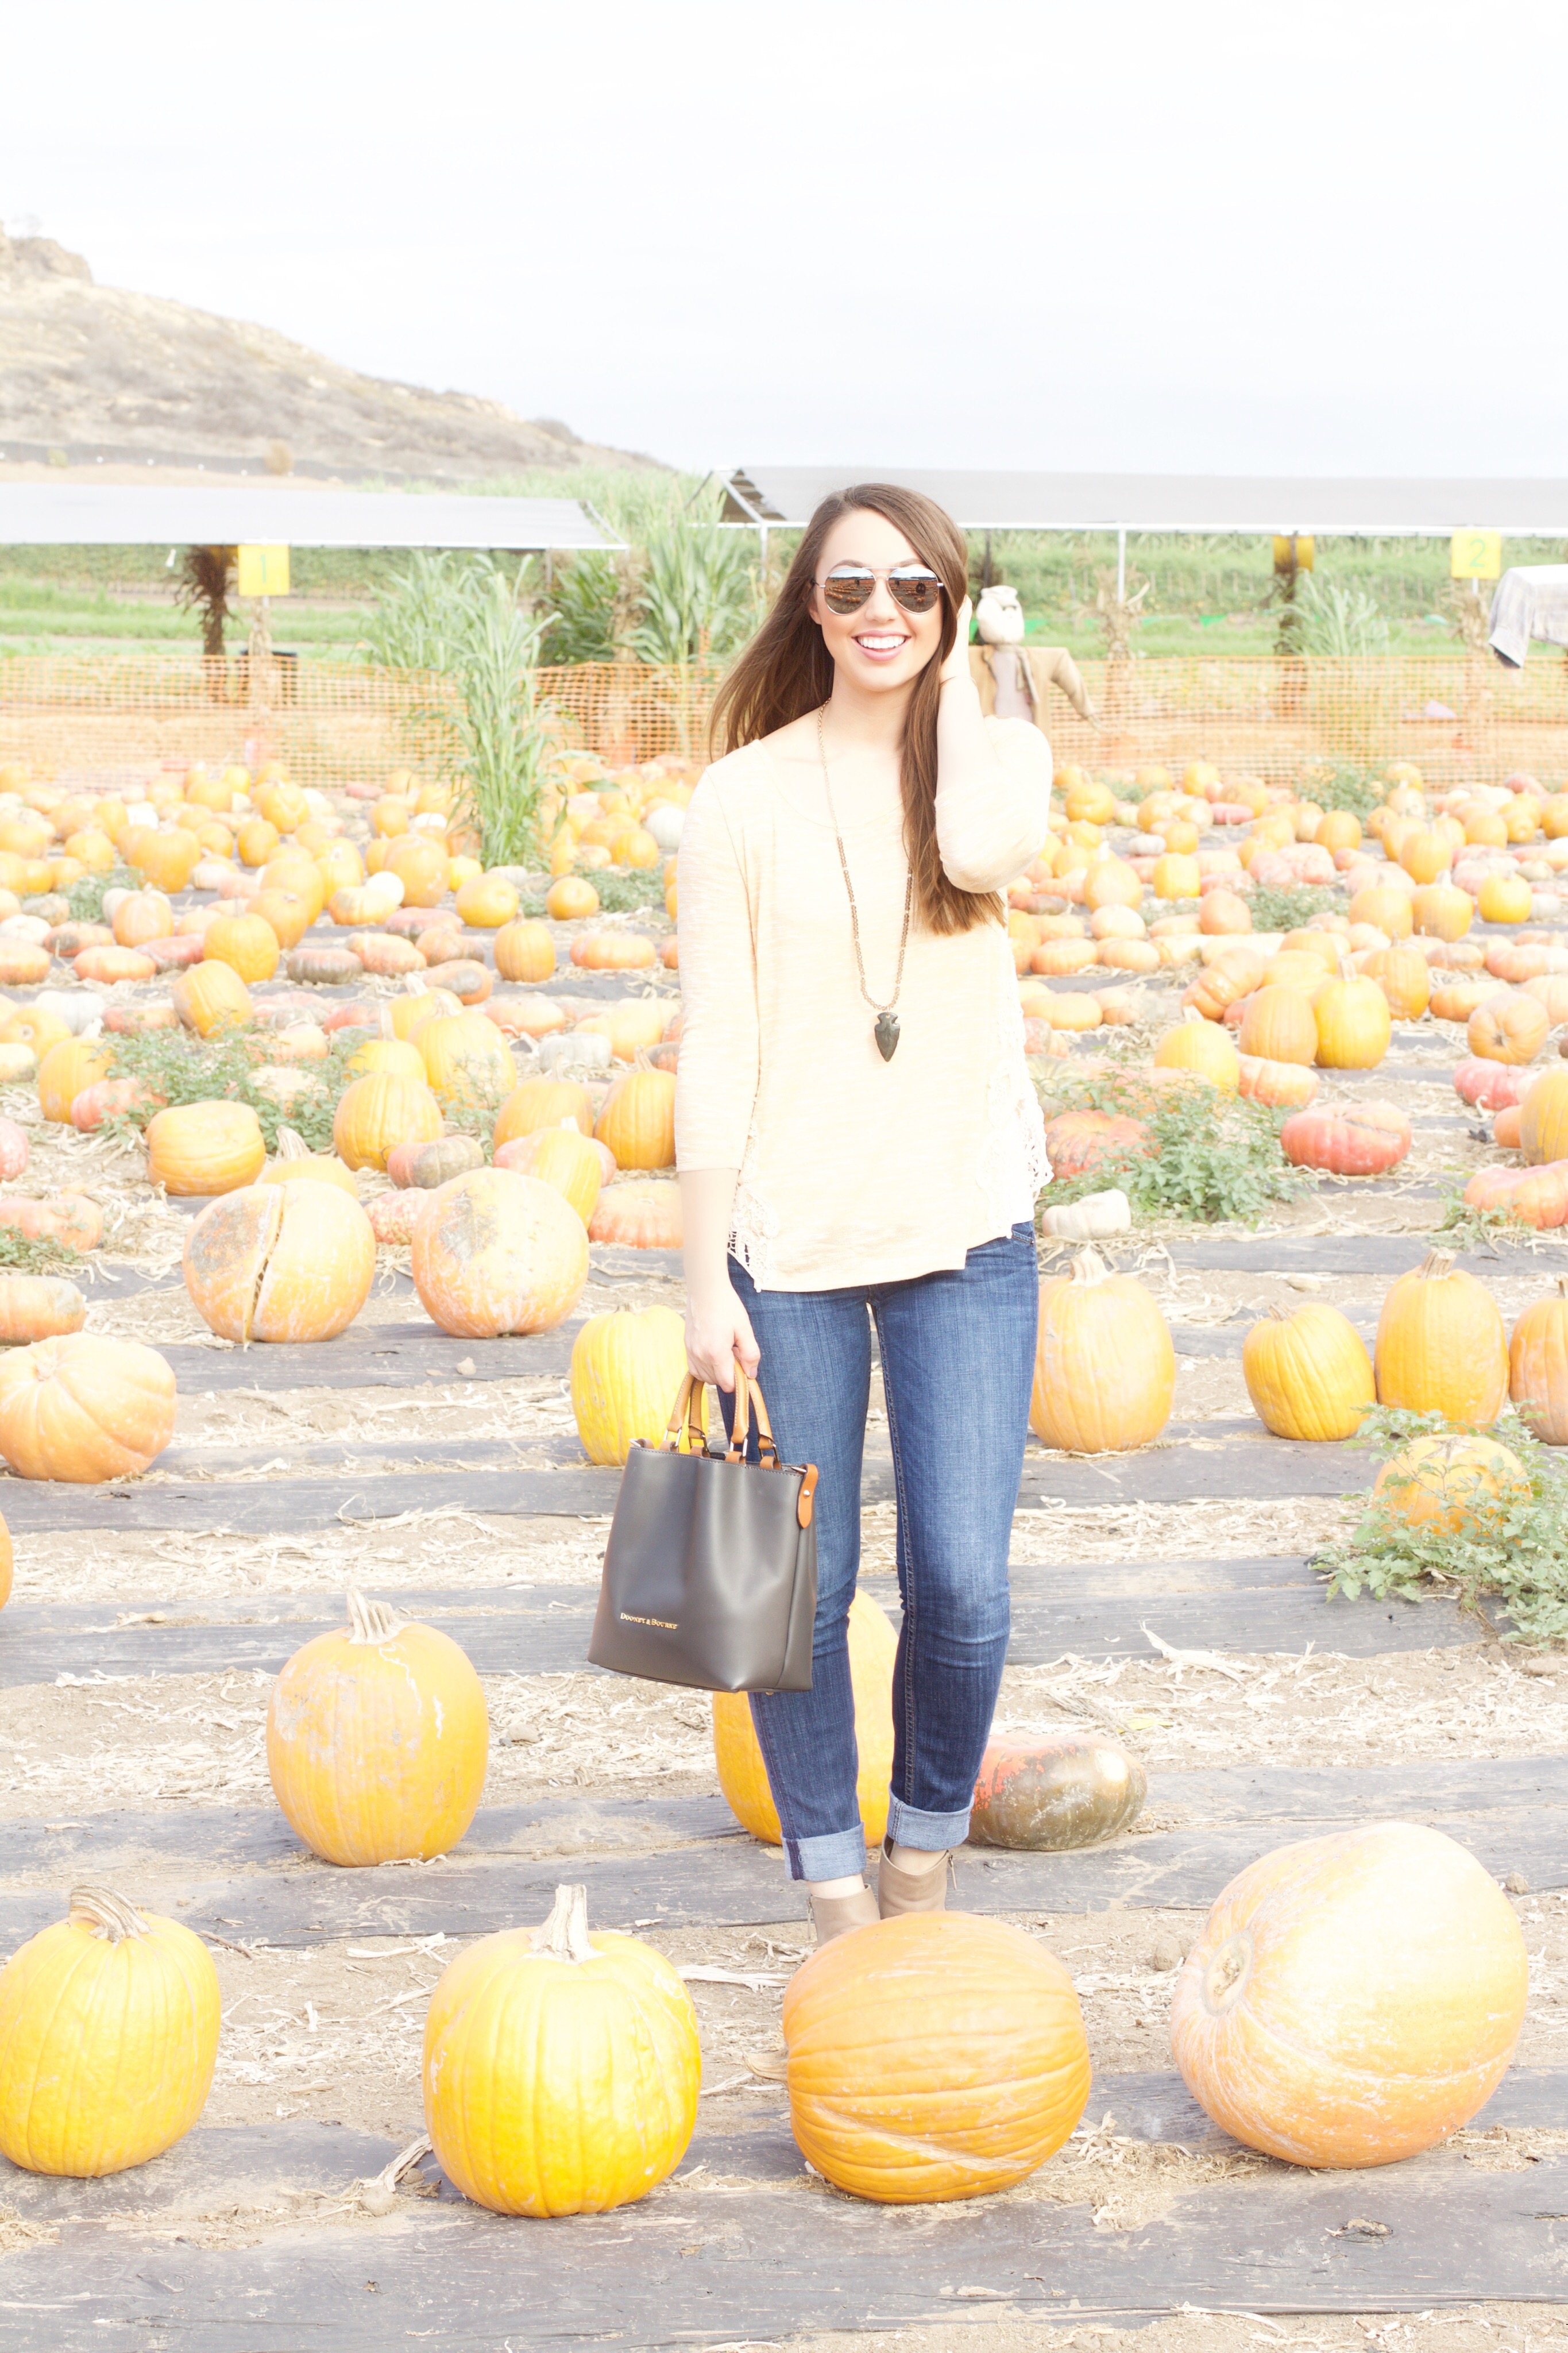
[933,599,1053,892]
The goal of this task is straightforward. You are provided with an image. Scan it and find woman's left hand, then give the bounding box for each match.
[939,596,974,685]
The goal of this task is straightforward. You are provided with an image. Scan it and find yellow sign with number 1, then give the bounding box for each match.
[1450,531,1501,581]
[237,545,291,597]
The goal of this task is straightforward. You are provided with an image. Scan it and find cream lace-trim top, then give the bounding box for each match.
[674,718,1053,1290]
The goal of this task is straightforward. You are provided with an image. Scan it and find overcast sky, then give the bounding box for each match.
[3,0,1563,478]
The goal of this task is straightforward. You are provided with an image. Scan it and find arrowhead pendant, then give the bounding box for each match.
[874,1012,901,1062]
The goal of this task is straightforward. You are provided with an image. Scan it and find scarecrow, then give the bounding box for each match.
[969,584,1098,728]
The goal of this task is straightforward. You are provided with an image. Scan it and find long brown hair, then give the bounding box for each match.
[709,483,998,936]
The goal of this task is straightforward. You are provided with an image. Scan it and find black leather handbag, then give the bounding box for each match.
[587,1361,818,1693]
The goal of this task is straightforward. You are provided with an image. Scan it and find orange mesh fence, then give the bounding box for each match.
[2,651,1565,788]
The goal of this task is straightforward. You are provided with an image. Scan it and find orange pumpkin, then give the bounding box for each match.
[1520,1067,1568,1165]
[1171,1822,1528,2168]
[587,1181,682,1249]
[0,1276,87,1346]
[495,1077,596,1148]
[1235,1054,1318,1109]
[384,835,450,907]
[0,1333,176,1481]
[545,875,600,920]
[1279,1101,1411,1175]
[1509,1276,1568,1442]
[1183,947,1267,1021]
[1196,889,1253,936]
[783,1913,1091,2204]
[1238,985,1318,1066]
[493,919,557,982]
[1467,991,1550,1066]
[183,1181,376,1342]
[411,1167,589,1337]
[454,873,519,928]
[1364,944,1431,1020]
[111,890,173,949]
[1411,883,1473,942]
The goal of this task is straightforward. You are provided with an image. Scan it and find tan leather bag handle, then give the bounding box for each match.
[661,1359,779,1467]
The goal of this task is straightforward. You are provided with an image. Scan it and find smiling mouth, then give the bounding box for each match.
[855,634,908,654]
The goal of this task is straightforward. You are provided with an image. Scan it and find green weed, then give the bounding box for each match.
[67,866,136,923]
[1245,884,1341,932]
[1319,1405,1568,1646]
[1038,1069,1310,1225]
[103,1025,362,1156]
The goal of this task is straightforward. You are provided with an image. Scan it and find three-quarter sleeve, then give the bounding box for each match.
[674,777,759,1170]
[934,714,1053,893]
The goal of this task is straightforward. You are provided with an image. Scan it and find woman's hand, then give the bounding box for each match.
[685,1282,760,1390]
[939,596,974,685]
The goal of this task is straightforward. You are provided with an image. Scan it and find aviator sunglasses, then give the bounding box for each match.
[819,564,945,616]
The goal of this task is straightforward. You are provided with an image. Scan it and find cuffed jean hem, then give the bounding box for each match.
[885,1796,973,1853]
[783,1825,868,1884]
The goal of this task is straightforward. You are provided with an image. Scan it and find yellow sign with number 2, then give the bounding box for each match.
[1450,530,1502,581]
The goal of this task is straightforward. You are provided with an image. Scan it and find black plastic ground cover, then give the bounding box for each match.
[5,1759,1559,1887]
[0,1422,1378,1531]
[0,2148,1561,2346]
[0,1560,1481,1688]
[3,1802,1557,1953]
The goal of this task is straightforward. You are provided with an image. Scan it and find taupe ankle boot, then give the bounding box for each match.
[876,1838,951,1919]
[807,1883,880,1945]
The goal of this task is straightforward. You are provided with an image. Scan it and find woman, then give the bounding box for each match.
[675,483,1051,1945]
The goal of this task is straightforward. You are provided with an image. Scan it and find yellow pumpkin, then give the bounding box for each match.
[569,1304,692,1465]
[1479,873,1532,925]
[713,1591,897,1849]
[495,1077,596,1145]
[1152,1010,1239,1090]
[575,1002,669,1062]
[1372,1433,1530,1533]
[331,1071,445,1172]
[1242,1303,1375,1442]
[1375,1248,1508,1424]
[0,1886,220,2177]
[1030,1249,1174,1451]
[387,982,462,1042]
[519,1123,604,1224]
[0,1333,176,1482]
[37,1036,113,1124]
[455,872,519,927]
[255,1128,359,1193]
[1314,969,1391,1069]
[595,1069,677,1169]
[267,1589,489,1865]
[783,1911,1091,2204]
[171,958,253,1036]
[422,1883,700,2216]
[202,912,280,983]
[414,1010,516,1107]
[146,1101,267,1196]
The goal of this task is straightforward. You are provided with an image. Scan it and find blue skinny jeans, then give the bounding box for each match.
[724,1221,1038,1883]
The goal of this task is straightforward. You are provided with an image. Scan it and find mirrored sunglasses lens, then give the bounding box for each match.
[889,572,943,613]
[824,571,875,612]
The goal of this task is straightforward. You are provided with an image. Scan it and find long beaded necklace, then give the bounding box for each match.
[817,707,913,1063]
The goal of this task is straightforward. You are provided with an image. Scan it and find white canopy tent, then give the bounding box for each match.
[0,484,621,549]
[720,468,1568,537]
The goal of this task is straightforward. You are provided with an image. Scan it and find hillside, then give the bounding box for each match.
[0,233,648,484]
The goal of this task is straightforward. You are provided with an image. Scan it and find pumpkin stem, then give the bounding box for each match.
[1419,1248,1457,1280]
[346,1588,407,1644]
[531,1883,595,1964]
[1068,1248,1110,1287]
[276,1128,308,1161]
[401,974,430,996]
[379,1006,396,1038]
[1181,1006,1203,1026]
[69,1885,148,1942]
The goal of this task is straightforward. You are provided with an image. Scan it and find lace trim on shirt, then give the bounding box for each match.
[979,990,1050,1222]
[728,1179,779,1283]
